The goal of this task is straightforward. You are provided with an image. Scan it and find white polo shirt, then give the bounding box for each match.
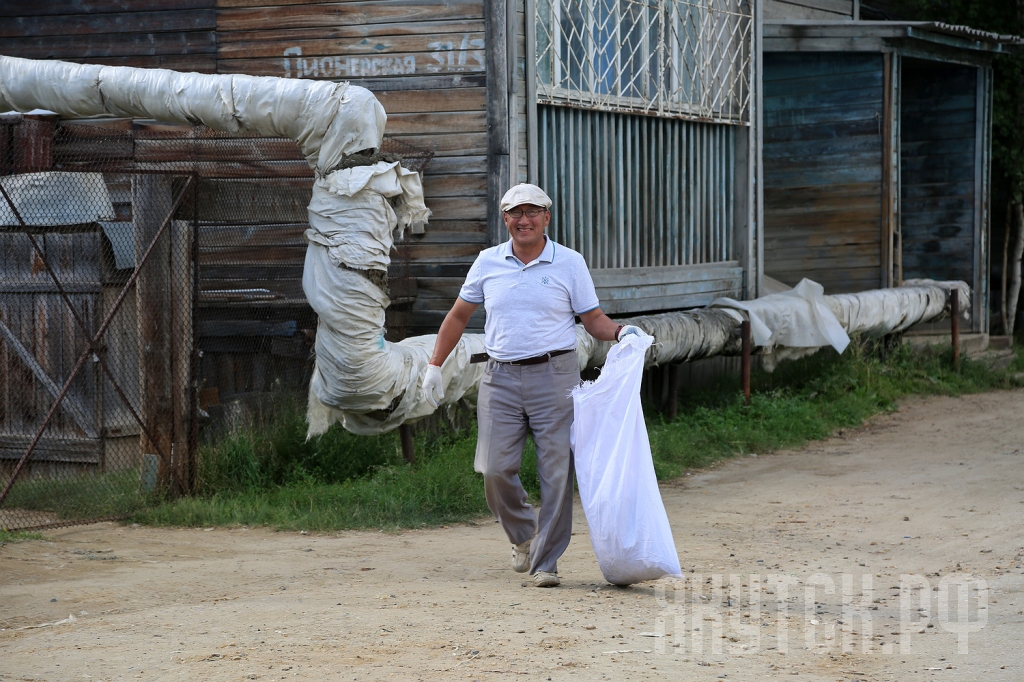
[459,236,600,362]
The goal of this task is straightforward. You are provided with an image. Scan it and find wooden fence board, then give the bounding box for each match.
[218,51,483,80]
[199,245,306,266]
[384,111,487,135]
[422,174,487,198]
[217,0,483,32]
[2,0,211,16]
[0,9,216,37]
[218,32,484,60]
[61,54,218,72]
[218,21,481,48]
[385,132,488,156]
[422,196,487,220]
[763,133,881,160]
[134,138,303,163]
[374,87,486,113]
[2,31,217,59]
[423,155,487,175]
[0,436,101,464]
[198,223,308,249]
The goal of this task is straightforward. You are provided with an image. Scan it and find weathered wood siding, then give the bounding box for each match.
[0,0,218,72]
[214,0,490,334]
[900,58,976,285]
[514,0,529,185]
[0,2,493,336]
[764,0,854,21]
[0,230,102,463]
[762,52,884,294]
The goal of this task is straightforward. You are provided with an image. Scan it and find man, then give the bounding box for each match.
[422,183,641,587]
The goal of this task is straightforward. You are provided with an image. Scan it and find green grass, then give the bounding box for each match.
[194,407,405,495]
[3,469,154,521]
[0,529,44,543]
[128,337,1022,532]
[2,337,1010,533]
[648,339,1024,478]
[136,428,489,530]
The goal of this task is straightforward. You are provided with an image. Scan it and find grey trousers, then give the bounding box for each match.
[475,350,580,574]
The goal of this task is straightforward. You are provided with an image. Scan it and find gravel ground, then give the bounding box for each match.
[2,389,1022,681]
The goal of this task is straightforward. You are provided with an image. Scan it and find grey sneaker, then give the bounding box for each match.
[533,571,560,587]
[512,540,531,573]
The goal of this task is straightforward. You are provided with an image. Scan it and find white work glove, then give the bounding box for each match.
[422,364,445,408]
[617,324,644,342]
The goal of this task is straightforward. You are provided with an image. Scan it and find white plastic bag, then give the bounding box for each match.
[571,334,683,585]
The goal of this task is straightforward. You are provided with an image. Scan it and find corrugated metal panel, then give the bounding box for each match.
[762,52,884,294]
[900,59,976,286]
[538,104,735,270]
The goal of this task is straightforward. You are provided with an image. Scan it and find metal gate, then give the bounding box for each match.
[0,115,432,531]
[0,116,198,530]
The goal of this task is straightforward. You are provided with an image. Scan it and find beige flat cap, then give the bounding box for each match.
[499,183,552,212]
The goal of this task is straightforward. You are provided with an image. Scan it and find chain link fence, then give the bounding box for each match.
[0,113,430,531]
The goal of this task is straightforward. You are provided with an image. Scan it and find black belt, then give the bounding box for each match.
[470,348,574,365]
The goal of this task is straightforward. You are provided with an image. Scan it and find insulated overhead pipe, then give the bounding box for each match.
[0,56,976,437]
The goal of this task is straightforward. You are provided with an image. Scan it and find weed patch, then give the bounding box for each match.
[135,339,1022,531]
[0,529,44,543]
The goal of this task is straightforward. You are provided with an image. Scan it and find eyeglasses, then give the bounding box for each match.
[505,208,547,219]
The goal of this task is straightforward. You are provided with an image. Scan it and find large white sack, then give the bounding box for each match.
[571,334,683,586]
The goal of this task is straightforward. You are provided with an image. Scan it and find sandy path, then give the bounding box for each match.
[2,389,1023,681]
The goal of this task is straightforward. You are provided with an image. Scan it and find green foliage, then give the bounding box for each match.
[137,428,490,530]
[5,342,1019,532]
[648,339,1023,479]
[0,530,44,543]
[133,339,1021,531]
[196,407,404,494]
[3,470,154,521]
[887,0,1024,198]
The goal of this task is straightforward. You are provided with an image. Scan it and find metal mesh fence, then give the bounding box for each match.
[0,113,430,531]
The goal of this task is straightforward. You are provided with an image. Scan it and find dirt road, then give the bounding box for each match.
[2,389,1023,681]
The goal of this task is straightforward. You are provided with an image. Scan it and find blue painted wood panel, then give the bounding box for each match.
[899,59,976,285]
[763,52,884,294]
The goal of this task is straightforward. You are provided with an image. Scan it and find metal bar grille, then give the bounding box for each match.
[539,105,734,269]
[536,0,752,123]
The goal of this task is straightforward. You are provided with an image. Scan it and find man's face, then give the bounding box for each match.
[503,203,550,252]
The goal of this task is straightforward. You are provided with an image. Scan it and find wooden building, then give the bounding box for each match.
[761,1,1020,333]
[0,0,762,339]
[0,1,759,481]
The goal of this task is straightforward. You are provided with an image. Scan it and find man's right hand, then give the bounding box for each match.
[617,324,644,341]
[423,364,445,408]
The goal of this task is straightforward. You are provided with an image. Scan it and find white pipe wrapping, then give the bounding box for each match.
[0,56,432,437]
[0,57,976,438]
[574,279,969,372]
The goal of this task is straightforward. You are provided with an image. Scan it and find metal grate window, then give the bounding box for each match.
[536,0,752,123]
[539,105,735,269]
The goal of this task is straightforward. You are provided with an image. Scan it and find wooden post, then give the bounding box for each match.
[13,114,56,173]
[484,0,510,246]
[170,205,194,493]
[399,424,415,464]
[951,289,960,369]
[133,174,176,491]
[741,320,751,406]
[881,52,898,288]
[667,364,680,420]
